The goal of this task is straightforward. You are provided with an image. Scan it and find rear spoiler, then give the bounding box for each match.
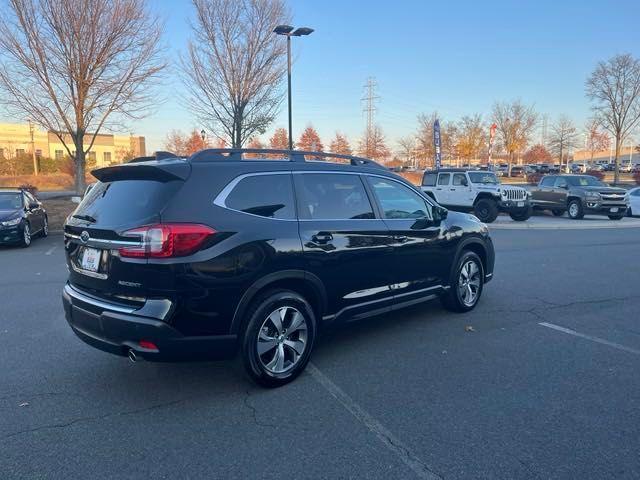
[92,159,190,183]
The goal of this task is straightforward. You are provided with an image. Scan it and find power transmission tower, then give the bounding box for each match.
[361,77,379,155]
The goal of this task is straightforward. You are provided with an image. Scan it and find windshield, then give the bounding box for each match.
[0,193,22,210]
[468,172,499,184]
[566,176,606,187]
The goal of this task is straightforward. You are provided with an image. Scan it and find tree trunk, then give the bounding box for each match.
[73,131,86,194]
[614,135,621,185]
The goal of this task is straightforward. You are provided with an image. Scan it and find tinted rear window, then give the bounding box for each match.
[74,180,182,227]
[422,173,437,186]
[225,174,295,219]
[296,173,374,220]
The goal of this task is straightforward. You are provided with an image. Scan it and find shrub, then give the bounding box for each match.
[585,170,605,181]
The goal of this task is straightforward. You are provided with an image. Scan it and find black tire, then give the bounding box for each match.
[241,289,316,388]
[40,216,49,237]
[509,206,532,222]
[473,198,499,223]
[552,209,565,217]
[567,199,584,220]
[608,214,624,220]
[441,251,484,313]
[19,222,31,248]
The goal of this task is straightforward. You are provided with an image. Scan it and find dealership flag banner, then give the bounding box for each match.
[434,119,442,169]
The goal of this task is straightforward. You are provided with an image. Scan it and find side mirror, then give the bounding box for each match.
[433,206,448,222]
[461,179,469,187]
[28,201,39,209]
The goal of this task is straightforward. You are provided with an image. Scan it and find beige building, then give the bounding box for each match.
[0,122,145,167]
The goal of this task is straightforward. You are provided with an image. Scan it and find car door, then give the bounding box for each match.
[433,172,451,204]
[365,175,450,305]
[23,192,43,232]
[532,176,556,206]
[449,173,474,207]
[294,172,396,321]
[550,176,569,208]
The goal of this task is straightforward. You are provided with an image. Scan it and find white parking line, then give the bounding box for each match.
[539,322,640,355]
[45,245,57,255]
[307,363,441,480]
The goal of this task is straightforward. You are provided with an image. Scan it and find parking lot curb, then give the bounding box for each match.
[489,222,640,230]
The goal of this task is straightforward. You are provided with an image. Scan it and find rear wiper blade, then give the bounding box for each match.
[72,214,97,223]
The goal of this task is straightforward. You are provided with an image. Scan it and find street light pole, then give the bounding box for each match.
[286,35,292,150]
[273,25,314,151]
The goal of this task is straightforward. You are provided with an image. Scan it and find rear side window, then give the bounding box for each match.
[437,173,450,185]
[75,180,183,227]
[422,173,437,186]
[225,174,295,219]
[296,173,374,220]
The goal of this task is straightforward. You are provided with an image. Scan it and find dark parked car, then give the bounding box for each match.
[62,149,495,387]
[530,174,628,220]
[509,166,525,177]
[0,188,48,247]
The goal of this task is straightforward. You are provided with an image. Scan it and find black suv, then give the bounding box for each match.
[0,188,48,247]
[62,149,495,387]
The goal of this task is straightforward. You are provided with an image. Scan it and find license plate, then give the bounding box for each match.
[80,247,101,272]
[517,201,524,207]
[610,207,619,213]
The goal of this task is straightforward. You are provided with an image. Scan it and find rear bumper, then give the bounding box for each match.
[62,283,237,361]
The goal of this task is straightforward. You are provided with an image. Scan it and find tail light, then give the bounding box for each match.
[119,224,216,258]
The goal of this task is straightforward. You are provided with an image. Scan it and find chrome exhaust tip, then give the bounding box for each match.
[128,349,138,363]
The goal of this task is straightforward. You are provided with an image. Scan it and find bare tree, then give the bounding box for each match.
[329,132,352,157]
[585,119,610,162]
[0,0,165,193]
[415,112,438,168]
[357,125,390,161]
[492,100,537,168]
[456,114,484,162]
[184,0,289,149]
[548,115,579,170]
[586,53,640,183]
[397,135,416,167]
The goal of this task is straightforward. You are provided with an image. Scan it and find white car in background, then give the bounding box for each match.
[627,187,640,217]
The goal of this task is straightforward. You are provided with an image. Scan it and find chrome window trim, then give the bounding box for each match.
[64,233,141,248]
[70,261,108,280]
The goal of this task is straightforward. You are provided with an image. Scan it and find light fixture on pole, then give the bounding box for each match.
[200,129,206,142]
[273,25,314,150]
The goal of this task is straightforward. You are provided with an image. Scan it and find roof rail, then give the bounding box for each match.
[188,148,386,170]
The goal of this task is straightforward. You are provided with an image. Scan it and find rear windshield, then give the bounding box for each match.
[74,180,182,227]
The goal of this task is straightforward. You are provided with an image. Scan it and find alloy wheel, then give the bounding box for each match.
[257,306,308,375]
[458,260,481,307]
[23,223,31,246]
[569,203,579,218]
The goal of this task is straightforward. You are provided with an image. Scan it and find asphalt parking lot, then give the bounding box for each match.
[1,227,639,479]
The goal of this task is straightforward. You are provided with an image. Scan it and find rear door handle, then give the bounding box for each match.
[311,233,333,244]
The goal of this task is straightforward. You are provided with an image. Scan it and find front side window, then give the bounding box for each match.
[437,173,450,186]
[452,173,468,186]
[225,174,295,219]
[296,173,374,220]
[367,177,430,220]
[554,177,568,188]
[540,176,555,187]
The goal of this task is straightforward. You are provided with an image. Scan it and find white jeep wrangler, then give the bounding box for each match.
[421,169,531,223]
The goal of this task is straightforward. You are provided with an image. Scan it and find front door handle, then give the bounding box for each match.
[393,235,408,243]
[311,233,333,244]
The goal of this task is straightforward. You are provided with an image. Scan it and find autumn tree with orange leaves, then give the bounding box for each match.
[270,128,290,150]
[329,133,352,157]
[297,126,324,152]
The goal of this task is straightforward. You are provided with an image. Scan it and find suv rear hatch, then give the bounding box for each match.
[64,160,191,305]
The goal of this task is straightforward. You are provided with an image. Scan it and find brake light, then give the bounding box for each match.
[119,224,216,258]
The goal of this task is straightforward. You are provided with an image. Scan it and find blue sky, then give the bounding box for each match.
[10,0,640,153]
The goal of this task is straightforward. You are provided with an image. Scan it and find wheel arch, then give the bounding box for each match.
[230,270,327,335]
[450,237,489,285]
[474,192,498,205]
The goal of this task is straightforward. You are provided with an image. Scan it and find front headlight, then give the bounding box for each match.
[1,217,22,227]
[585,192,601,199]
